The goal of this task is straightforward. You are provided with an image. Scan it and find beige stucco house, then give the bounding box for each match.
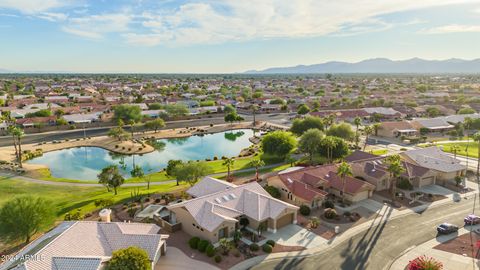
[167,177,298,244]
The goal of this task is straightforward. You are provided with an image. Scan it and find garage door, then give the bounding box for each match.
[353,190,369,202]
[276,213,294,229]
[420,177,434,187]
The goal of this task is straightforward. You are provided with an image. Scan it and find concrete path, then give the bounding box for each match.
[261,224,328,249]
[390,226,480,270]
[154,247,220,270]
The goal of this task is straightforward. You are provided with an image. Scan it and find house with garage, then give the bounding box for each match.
[267,164,376,206]
[400,147,467,185]
[167,177,298,244]
[1,221,169,270]
[346,150,438,189]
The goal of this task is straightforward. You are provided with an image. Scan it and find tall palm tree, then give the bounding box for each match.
[385,154,404,203]
[464,117,473,169]
[249,159,265,181]
[10,127,25,168]
[7,125,19,162]
[337,162,352,204]
[363,125,374,151]
[372,123,381,136]
[472,132,480,182]
[353,116,362,148]
[250,104,259,127]
[450,144,461,159]
[323,136,338,163]
[223,157,235,180]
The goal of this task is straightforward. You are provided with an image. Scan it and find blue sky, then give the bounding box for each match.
[0,0,480,73]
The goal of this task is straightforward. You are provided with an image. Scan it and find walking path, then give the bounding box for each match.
[231,184,479,270]
[389,226,480,270]
[0,162,285,187]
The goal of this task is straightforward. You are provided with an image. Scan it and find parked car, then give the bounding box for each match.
[436,223,459,234]
[464,214,480,225]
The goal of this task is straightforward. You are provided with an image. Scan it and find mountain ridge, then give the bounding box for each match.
[245,58,480,74]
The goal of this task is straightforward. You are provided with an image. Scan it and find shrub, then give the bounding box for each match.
[198,239,210,253]
[262,244,273,253]
[233,249,241,257]
[206,244,216,257]
[214,255,222,263]
[249,243,259,251]
[266,240,276,247]
[299,205,311,216]
[264,185,281,199]
[408,255,443,270]
[324,200,334,209]
[188,237,200,249]
[397,178,414,190]
[324,208,337,219]
[107,246,150,270]
[344,211,351,217]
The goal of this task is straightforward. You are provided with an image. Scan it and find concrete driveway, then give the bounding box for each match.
[155,247,220,270]
[418,184,454,196]
[261,224,327,249]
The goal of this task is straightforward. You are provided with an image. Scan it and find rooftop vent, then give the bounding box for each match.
[229,194,237,199]
[214,198,222,204]
[287,177,293,184]
[222,195,230,202]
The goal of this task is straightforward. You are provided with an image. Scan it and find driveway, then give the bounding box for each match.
[261,224,327,249]
[418,184,455,196]
[155,247,220,270]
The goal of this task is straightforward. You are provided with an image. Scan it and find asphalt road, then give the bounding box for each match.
[252,195,478,270]
[0,113,293,147]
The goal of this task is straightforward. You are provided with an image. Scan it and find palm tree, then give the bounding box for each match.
[7,125,19,162]
[372,123,381,136]
[464,117,473,170]
[450,144,461,159]
[223,157,235,180]
[323,136,338,163]
[337,162,352,204]
[249,159,265,181]
[353,117,362,148]
[285,155,296,167]
[250,104,259,127]
[385,154,404,203]
[10,127,25,168]
[363,125,374,151]
[472,132,480,182]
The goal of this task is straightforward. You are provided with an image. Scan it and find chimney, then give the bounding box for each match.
[99,208,112,222]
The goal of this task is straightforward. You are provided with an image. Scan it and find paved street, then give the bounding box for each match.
[0,113,292,147]
[251,196,478,270]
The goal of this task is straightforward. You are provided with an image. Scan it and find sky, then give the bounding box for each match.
[0,0,480,73]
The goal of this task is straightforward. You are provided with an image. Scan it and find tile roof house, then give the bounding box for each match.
[346,150,437,189]
[412,118,454,132]
[400,147,467,184]
[267,164,375,206]
[168,177,298,243]
[2,221,168,270]
[377,121,418,138]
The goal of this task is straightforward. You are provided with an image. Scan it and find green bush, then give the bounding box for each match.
[299,205,311,216]
[396,178,414,190]
[324,200,334,209]
[198,239,210,253]
[206,244,216,257]
[264,185,281,199]
[266,240,276,247]
[262,244,273,253]
[188,237,200,249]
[249,243,259,251]
[214,255,222,263]
[324,208,337,219]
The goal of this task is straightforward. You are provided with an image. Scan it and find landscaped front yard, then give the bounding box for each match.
[422,141,479,158]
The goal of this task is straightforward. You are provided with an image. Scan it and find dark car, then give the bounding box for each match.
[437,223,459,234]
[464,214,480,225]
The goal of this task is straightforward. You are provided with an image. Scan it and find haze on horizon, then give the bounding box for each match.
[0,0,480,73]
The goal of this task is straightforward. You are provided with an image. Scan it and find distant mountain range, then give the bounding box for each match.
[245,58,480,74]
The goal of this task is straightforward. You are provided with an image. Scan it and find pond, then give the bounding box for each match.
[27,129,254,181]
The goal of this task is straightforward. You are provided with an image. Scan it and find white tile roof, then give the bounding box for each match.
[170,178,298,232]
[403,146,466,173]
[186,176,237,198]
[6,221,167,270]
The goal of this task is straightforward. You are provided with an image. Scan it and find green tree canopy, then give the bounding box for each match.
[147,103,162,110]
[327,122,355,141]
[297,104,310,115]
[0,196,54,244]
[261,131,297,157]
[165,103,189,117]
[107,246,151,270]
[458,107,476,114]
[174,161,213,186]
[319,136,349,160]
[98,165,125,195]
[298,129,324,163]
[113,104,143,124]
[223,104,236,114]
[144,118,165,133]
[290,116,324,135]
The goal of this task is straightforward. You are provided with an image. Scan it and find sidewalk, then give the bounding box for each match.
[390,226,480,270]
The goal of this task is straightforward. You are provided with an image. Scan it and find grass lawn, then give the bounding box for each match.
[432,142,479,158]
[370,149,388,156]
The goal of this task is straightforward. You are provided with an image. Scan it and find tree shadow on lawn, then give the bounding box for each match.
[339,206,393,270]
